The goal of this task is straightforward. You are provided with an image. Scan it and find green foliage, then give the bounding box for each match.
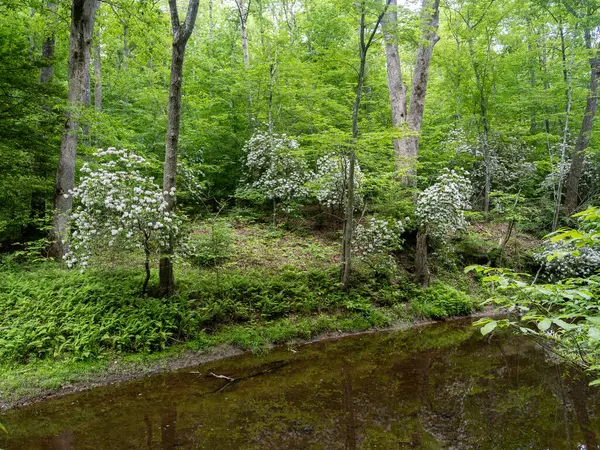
[0,267,189,363]
[467,207,600,383]
[0,259,439,365]
[410,281,478,320]
[184,221,234,268]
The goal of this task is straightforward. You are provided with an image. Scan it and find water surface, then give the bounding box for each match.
[1,319,599,449]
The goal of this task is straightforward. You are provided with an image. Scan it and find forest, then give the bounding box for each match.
[0,0,600,444]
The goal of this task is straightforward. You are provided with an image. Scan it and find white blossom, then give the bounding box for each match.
[64,148,183,271]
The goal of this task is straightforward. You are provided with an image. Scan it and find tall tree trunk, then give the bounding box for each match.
[49,0,98,259]
[415,229,428,287]
[235,0,250,69]
[468,37,491,213]
[159,0,200,296]
[382,0,407,172]
[340,2,390,289]
[564,40,599,214]
[341,54,365,288]
[552,23,577,231]
[394,0,440,185]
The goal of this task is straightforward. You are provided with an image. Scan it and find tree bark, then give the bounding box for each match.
[49,0,98,259]
[415,229,429,287]
[235,0,250,69]
[394,0,440,185]
[382,0,407,170]
[564,41,599,214]
[159,0,200,296]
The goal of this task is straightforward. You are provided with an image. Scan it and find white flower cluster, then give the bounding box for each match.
[63,148,182,270]
[416,169,472,239]
[312,153,363,213]
[445,127,475,155]
[238,130,311,203]
[535,241,600,281]
[353,217,404,257]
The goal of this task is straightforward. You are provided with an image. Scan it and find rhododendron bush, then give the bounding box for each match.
[237,130,311,214]
[312,153,364,214]
[64,148,183,292]
[416,169,472,239]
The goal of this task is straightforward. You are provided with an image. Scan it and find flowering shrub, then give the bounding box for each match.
[535,241,600,281]
[353,218,404,257]
[416,169,472,239]
[312,153,363,213]
[237,130,311,210]
[64,148,182,291]
[534,208,600,281]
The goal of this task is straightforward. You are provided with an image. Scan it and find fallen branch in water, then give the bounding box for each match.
[209,372,235,381]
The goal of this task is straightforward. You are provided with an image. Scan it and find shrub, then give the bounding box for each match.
[183,221,233,267]
[410,281,476,320]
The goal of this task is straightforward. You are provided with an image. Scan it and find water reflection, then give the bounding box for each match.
[1,319,599,449]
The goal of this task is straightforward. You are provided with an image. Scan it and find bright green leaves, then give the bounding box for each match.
[480,320,497,336]
[538,318,552,332]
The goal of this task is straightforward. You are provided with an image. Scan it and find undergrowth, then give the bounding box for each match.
[0,262,479,366]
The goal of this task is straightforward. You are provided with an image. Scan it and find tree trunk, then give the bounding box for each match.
[159,0,200,296]
[415,229,429,287]
[552,24,577,231]
[341,53,365,289]
[340,2,389,288]
[382,0,407,172]
[235,0,250,69]
[468,37,491,213]
[143,237,151,295]
[49,0,98,259]
[394,0,440,185]
[564,43,599,214]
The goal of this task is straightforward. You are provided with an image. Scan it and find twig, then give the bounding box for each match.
[209,372,235,381]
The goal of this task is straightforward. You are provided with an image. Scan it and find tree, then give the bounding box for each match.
[564,30,599,214]
[49,0,98,258]
[159,0,200,296]
[383,0,440,184]
[234,0,251,69]
[340,0,390,289]
[415,169,472,286]
[64,148,181,294]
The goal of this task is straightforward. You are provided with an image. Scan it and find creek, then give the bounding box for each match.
[1,319,599,449]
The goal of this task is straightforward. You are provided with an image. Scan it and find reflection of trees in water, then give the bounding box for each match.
[160,402,177,450]
[4,323,600,449]
[541,343,600,450]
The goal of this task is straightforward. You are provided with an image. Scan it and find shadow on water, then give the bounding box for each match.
[1,318,600,449]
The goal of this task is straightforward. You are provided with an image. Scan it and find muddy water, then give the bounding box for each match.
[1,319,600,449]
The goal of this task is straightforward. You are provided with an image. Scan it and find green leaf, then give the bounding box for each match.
[588,327,600,342]
[480,320,497,336]
[586,316,600,326]
[0,423,6,434]
[589,379,600,386]
[553,318,576,331]
[537,318,552,332]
